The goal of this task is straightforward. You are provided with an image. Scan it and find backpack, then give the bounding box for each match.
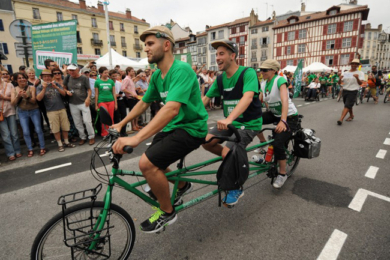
[293,129,321,159]
[217,142,249,206]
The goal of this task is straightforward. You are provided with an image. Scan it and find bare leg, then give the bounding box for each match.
[53,132,61,141]
[338,107,349,122]
[139,154,172,213]
[279,159,287,174]
[62,130,69,140]
[256,132,267,143]
[202,134,224,156]
[165,167,186,189]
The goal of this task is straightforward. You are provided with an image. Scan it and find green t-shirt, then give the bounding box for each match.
[308,74,317,84]
[95,78,115,103]
[142,60,208,138]
[206,66,262,130]
[319,77,328,85]
[332,75,340,84]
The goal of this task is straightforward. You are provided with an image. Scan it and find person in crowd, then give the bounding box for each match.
[199,67,209,97]
[11,73,46,157]
[110,69,127,137]
[121,67,141,131]
[27,68,38,85]
[305,77,320,101]
[319,72,328,97]
[1,69,11,83]
[135,72,149,96]
[145,69,151,83]
[52,67,79,142]
[64,64,95,145]
[192,65,204,91]
[337,59,364,125]
[61,64,68,77]
[366,72,379,103]
[202,40,262,205]
[88,71,100,135]
[36,70,76,152]
[207,70,216,109]
[94,66,117,137]
[44,59,57,71]
[83,69,90,78]
[307,71,316,84]
[371,65,383,98]
[0,74,21,161]
[19,65,26,74]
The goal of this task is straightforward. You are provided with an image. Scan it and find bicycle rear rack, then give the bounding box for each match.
[57,184,113,259]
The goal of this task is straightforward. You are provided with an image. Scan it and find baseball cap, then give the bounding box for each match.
[140,26,175,44]
[19,65,26,70]
[211,40,238,55]
[259,59,280,71]
[67,63,78,70]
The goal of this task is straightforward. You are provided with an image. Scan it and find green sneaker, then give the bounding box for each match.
[140,207,177,233]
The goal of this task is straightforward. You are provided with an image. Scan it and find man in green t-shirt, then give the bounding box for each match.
[319,72,328,97]
[202,40,262,206]
[111,26,208,233]
[307,71,317,84]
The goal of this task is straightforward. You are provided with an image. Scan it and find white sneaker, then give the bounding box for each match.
[273,174,288,189]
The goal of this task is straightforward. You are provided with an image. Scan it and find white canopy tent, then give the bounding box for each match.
[281,65,297,73]
[94,49,143,69]
[138,58,149,67]
[303,62,338,73]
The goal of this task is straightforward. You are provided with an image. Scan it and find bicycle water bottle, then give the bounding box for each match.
[143,184,157,200]
[251,155,264,164]
[265,145,274,162]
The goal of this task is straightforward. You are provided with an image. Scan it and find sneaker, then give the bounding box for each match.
[140,207,177,233]
[222,189,244,206]
[173,182,194,206]
[273,174,288,189]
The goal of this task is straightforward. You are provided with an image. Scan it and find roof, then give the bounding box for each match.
[175,37,190,42]
[196,31,208,37]
[274,5,369,29]
[15,0,148,24]
[250,19,274,28]
[206,17,250,31]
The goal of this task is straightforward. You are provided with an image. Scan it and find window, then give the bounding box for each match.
[72,14,78,23]
[211,54,216,64]
[109,21,114,30]
[251,51,256,59]
[77,47,82,54]
[262,26,269,32]
[231,27,236,34]
[203,57,206,63]
[261,50,267,57]
[92,18,97,28]
[57,12,63,21]
[134,25,138,34]
[251,29,257,34]
[286,46,291,55]
[203,47,206,54]
[120,23,124,32]
[373,32,378,39]
[218,30,224,39]
[290,19,296,24]
[239,36,245,45]
[121,37,126,43]
[240,25,245,32]
[328,24,336,35]
[298,44,305,53]
[368,32,371,40]
[135,38,140,46]
[299,29,307,39]
[288,31,295,41]
[32,8,41,19]
[0,43,9,54]
[340,54,350,65]
[122,51,127,57]
[136,52,141,58]
[287,60,294,66]
[95,49,101,55]
[211,32,216,40]
[325,55,334,66]
[344,21,353,32]
[0,20,3,31]
[92,33,99,40]
[76,31,82,43]
[193,56,197,62]
[251,38,257,48]
[198,47,201,53]
[342,38,351,48]
[326,40,335,50]
[261,37,269,45]
[329,10,337,15]
[110,35,115,42]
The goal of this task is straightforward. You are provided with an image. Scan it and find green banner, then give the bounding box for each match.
[293,60,303,98]
[31,20,77,75]
[174,53,192,65]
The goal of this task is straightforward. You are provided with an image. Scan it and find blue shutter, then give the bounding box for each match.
[2,43,9,54]
[0,20,4,31]
[7,65,13,74]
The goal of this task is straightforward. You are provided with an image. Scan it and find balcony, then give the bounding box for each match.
[261,44,268,48]
[239,54,245,58]
[91,39,103,46]
[134,30,139,34]
[261,56,267,61]
[251,45,257,49]
[133,44,143,50]
[251,58,257,62]
[121,42,127,48]
[111,41,116,47]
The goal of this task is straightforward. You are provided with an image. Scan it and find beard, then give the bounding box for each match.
[148,50,164,64]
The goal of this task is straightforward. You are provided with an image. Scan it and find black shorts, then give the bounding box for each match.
[145,128,205,170]
[125,98,139,110]
[342,90,357,109]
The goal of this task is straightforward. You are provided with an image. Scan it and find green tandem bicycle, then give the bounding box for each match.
[30,108,302,259]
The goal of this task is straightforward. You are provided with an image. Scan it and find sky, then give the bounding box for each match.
[74,0,389,33]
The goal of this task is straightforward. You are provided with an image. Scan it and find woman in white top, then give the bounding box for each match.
[306,78,320,101]
[337,59,364,125]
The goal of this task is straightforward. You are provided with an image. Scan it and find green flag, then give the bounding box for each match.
[293,60,303,98]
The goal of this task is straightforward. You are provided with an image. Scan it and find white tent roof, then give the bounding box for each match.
[138,58,149,66]
[281,65,297,73]
[303,62,338,73]
[94,49,141,69]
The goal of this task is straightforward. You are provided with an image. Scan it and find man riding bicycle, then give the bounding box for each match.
[202,40,262,206]
[111,26,208,233]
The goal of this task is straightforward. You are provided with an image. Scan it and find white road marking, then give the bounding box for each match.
[365,166,379,179]
[384,138,390,145]
[348,188,390,212]
[35,163,72,174]
[146,142,152,146]
[297,105,303,107]
[376,149,387,159]
[317,229,348,260]
[305,103,310,105]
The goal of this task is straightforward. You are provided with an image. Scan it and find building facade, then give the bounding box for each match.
[273,4,369,70]
[206,24,229,71]
[362,24,390,70]
[248,20,274,69]
[228,17,250,67]
[13,0,149,65]
[196,32,208,68]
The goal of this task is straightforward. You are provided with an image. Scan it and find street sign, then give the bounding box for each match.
[14,42,33,58]
[15,42,32,49]
[9,19,32,43]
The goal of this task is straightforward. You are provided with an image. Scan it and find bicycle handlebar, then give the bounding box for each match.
[123,146,133,154]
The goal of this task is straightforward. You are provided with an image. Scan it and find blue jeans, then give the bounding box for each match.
[0,115,21,157]
[18,108,45,150]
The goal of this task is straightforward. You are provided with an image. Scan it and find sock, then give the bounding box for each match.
[64,139,69,144]
[57,140,63,147]
[279,173,286,176]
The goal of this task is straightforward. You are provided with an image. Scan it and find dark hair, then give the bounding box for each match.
[125,67,134,74]
[98,66,108,74]
[52,66,63,75]
[136,69,143,75]
[109,69,118,76]
[44,59,55,69]
[15,72,28,80]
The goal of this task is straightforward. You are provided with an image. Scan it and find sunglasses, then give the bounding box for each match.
[260,68,271,72]
[90,74,97,77]
[2,73,10,76]
[155,32,168,39]
[53,72,61,75]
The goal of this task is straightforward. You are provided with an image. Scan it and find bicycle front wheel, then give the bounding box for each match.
[31,202,135,260]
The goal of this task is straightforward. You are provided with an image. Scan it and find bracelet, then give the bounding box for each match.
[281,119,290,132]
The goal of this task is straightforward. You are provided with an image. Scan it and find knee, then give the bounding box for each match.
[139,154,157,177]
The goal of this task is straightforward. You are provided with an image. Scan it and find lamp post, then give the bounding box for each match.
[103,1,112,68]
[378,32,387,70]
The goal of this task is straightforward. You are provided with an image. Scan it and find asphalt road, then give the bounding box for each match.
[1,97,389,260]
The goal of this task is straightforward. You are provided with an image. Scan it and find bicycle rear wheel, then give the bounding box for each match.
[384,93,389,103]
[355,92,360,105]
[284,138,300,178]
[31,202,135,260]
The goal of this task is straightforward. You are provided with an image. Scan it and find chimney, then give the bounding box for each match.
[378,24,383,31]
[301,2,306,12]
[142,18,146,22]
[126,8,132,19]
[349,0,358,4]
[79,0,86,9]
[97,1,104,12]
[206,25,210,30]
